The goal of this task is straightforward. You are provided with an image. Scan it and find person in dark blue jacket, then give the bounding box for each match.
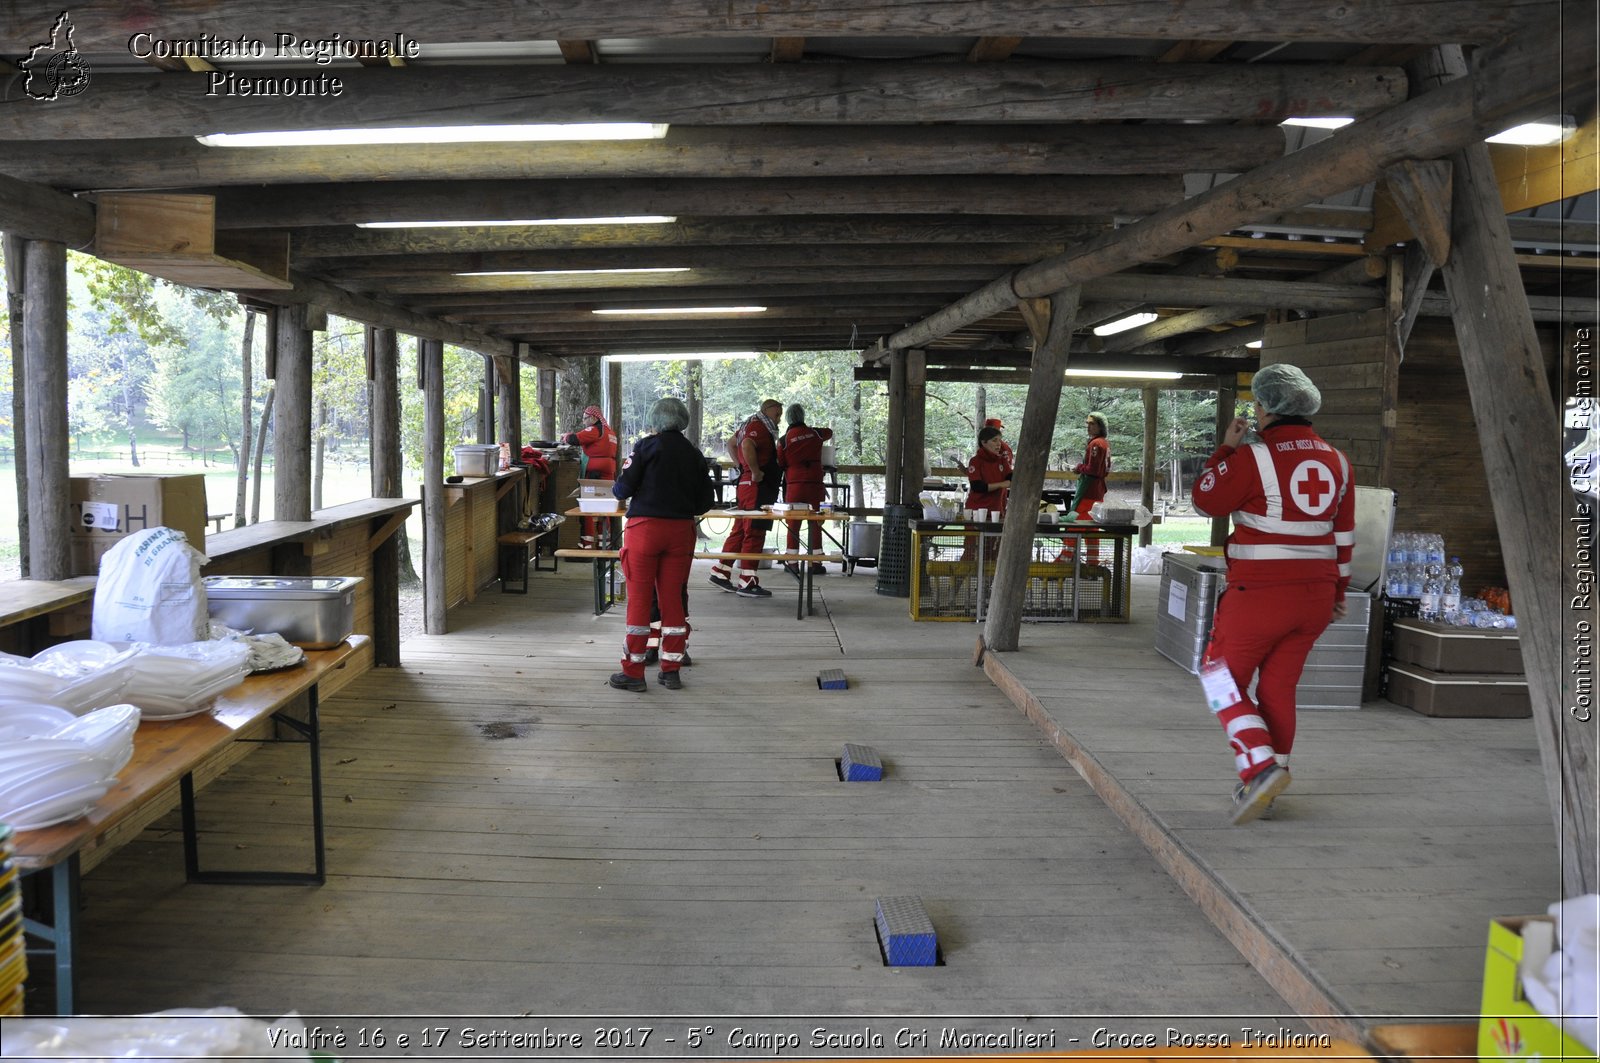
[608,398,715,691]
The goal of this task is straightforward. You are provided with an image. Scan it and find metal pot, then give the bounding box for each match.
[847,520,881,560]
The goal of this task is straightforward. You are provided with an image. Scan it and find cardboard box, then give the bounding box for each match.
[1385,662,1531,718]
[572,478,615,498]
[69,473,208,576]
[1479,916,1598,1061]
[1391,617,1524,674]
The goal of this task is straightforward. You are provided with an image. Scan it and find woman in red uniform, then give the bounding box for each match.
[608,397,714,692]
[778,403,834,575]
[564,404,620,548]
[1071,412,1111,520]
[966,425,1012,518]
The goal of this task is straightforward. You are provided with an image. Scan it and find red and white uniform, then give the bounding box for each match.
[569,417,620,548]
[779,424,834,551]
[1192,420,1355,783]
[1072,435,1111,517]
[965,448,1011,514]
[715,414,781,584]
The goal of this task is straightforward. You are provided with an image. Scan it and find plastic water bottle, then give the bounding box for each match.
[1420,569,1443,619]
[1407,532,1426,566]
[1446,555,1464,581]
[1442,568,1462,618]
[1426,534,1446,565]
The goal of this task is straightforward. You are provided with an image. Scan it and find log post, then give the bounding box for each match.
[900,349,927,506]
[4,233,28,578]
[479,354,496,444]
[688,361,704,450]
[606,359,623,443]
[883,349,906,507]
[984,287,1079,653]
[421,337,447,635]
[369,326,403,667]
[495,349,522,449]
[272,303,313,522]
[21,239,69,580]
[1210,373,1238,547]
[538,367,557,441]
[1392,47,1593,894]
[1140,386,1158,548]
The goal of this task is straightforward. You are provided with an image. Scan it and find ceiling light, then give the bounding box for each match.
[357,216,676,229]
[593,305,767,316]
[1486,117,1575,145]
[1279,117,1355,130]
[605,351,761,363]
[1246,340,1264,349]
[454,267,690,277]
[1064,368,1183,381]
[1091,312,1158,337]
[198,123,669,147]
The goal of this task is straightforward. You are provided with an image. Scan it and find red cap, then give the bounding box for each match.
[984,418,1004,429]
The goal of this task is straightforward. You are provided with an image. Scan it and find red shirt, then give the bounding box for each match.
[966,448,1011,512]
[778,425,834,486]
[733,415,779,474]
[1074,436,1111,505]
[1192,420,1355,600]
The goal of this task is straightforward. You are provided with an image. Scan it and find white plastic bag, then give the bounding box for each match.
[91,527,210,645]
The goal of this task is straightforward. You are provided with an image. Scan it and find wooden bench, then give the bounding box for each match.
[497,527,558,594]
[555,548,845,620]
[15,637,363,1013]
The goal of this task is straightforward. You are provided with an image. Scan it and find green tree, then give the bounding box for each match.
[145,295,243,464]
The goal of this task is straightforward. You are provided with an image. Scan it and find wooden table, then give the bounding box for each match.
[15,636,363,1014]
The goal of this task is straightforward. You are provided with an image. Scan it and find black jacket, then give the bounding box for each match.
[612,430,715,519]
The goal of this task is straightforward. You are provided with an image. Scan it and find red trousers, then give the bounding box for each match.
[619,517,694,677]
[784,481,826,551]
[1204,580,1337,783]
[715,478,774,580]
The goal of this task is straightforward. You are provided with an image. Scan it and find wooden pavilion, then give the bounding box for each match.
[1,0,1596,1032]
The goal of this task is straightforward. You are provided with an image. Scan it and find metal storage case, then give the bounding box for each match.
[203,575,363,649]
[1153,552,1225,674]
[453,444,501,477]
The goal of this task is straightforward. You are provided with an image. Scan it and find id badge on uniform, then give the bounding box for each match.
[1199,658,1242,714]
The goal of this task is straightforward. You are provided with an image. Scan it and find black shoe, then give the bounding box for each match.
[608,672,647,692]
[808,562,826,574]
[658,670,683,690]
[708,574,736,592]
[680,651,693,667]
[737,581,773,598]
[782,562,803,582]
[644,647,659,665]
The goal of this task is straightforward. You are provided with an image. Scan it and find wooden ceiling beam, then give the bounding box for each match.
[397,280,979,309]
[0,171,95,245]
[16,2,1536,49]
[372,265,1010,295]
[967,37,1023,61]
[0,61,1406,139]
[208,176,1182,229]
[0,124,1284,190]
[291,217,1109,259]
[557,39,599,63]
[769,37,805,62]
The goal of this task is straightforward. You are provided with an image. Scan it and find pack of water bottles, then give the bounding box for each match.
[1384,531,1514,628]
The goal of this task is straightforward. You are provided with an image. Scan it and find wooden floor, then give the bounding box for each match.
[34,559,1554,1045]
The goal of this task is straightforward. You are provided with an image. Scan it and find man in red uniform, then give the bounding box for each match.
[778,403,834,577]
[1192,363,1356,825]
[710,398,784,598]
[563,404,619,549]
[1071,412,1112,520]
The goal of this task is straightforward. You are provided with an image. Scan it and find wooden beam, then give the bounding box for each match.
[900,351,927,507]
[377,266,1018,296]
[1082,274,1383,313]
[0,62,1408,139]
[769,37,805,62]
[0,172,95,246]
[1381,161,1455,263]
[1139,387,1158,547]
[21,240,70,580]
[885,19,1592,351]
[211,176,1182,229]
[984,287,1079,652]
[23,3,1536,50]
[1016,298,1051,347]
[273,304,313,522]
[883,351,906,505]
[1158,40,1233,63]
[557,39,598,64]
[420,338,447,635]
[967,36,1023,61]
[0,125,1286,190]
[292,216,1110,259]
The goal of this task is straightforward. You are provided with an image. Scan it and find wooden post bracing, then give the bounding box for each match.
[480,355,496,445]
[538,367,557,441]
[21,240,70,580]
[883,350,906,507]
[900,350,927,507]
[272,303,313,522]
[983,287,1080,653]
[495,350,522,451]
[421,338,447,635]
[369,326,403,666]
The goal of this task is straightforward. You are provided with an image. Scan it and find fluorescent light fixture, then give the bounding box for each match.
[1246,340,1264,349]
[357,216,676,229]
[1091,312,1158,337]
[1280,117,1355,130]
[1064,368,1183,381]
[198,123,668,148]
[593,305,767,316]
[453,267,689,278]
[1486,117,1575,145]
[606,351,761,363]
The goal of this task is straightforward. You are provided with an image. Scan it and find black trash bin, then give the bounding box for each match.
[875,503,917,597]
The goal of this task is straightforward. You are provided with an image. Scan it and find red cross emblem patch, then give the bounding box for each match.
[1289,461,1337,514]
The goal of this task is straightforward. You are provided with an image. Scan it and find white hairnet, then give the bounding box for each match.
[1251,363,1321,416]
[648,396,691,432]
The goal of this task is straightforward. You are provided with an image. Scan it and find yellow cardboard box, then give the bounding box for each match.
[1480,915,1598,1061]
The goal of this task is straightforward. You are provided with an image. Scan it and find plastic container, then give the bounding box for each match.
[202,576,363,649]
[453,444,501,477]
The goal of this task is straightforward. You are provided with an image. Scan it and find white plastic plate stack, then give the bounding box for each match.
[0,702,140,831]
[119,641,251,720]
[0,643,136,715]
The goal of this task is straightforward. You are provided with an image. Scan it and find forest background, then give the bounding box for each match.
[0,246,1224,580]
